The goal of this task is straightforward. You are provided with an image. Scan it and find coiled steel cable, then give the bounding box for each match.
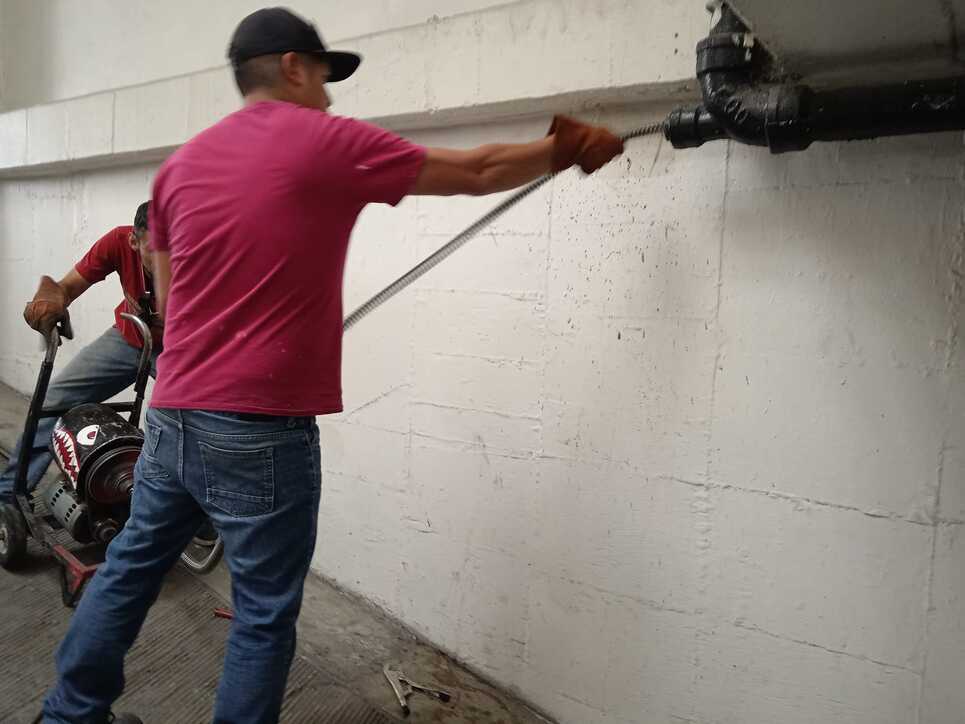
[343,121,666,330]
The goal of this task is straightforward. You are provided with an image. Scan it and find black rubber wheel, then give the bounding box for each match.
[0,503,28,569]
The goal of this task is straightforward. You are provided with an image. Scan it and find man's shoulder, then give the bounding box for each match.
[76,225,134,279]
[155,108,265,180]
[162,112,238,161]
[252,102,358,140]
[249,102,381,137]
[95,226,133,249]
[96,225,133,257]
[317,111,388,137]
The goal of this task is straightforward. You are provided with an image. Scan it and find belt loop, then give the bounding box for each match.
[287,417,297,429]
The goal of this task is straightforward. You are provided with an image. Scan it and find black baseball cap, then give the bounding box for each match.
[228,7,361,82]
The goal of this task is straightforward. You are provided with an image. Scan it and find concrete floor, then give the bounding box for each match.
[0,382,552,724]
[1,556,397,724]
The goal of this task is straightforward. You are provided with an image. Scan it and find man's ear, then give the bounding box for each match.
[279,51,302,86]
[128,232,139,251]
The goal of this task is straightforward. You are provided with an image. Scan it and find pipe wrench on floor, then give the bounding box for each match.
[383,663,451,716]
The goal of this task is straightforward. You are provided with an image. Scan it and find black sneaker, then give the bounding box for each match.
[192,518,218,547]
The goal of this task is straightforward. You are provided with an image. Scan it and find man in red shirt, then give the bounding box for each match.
[40,8,624,724]
[0,202,162,504]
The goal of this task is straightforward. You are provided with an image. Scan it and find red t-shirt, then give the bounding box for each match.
[149,101,427,416]
[75,226,162,350]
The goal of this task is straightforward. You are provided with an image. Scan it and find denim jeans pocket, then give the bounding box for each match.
[200,441,275,517]
[137,422,169,480]
[144,422,162,456]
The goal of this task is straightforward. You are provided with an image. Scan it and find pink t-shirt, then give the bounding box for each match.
[149,101,426,415]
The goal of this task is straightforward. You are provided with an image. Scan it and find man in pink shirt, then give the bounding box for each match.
[40,8,623,723]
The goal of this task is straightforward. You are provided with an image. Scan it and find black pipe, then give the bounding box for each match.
[666,3,965,153]
[807,78,965,142]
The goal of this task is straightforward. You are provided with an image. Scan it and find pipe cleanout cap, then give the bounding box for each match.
[665,107,728,149]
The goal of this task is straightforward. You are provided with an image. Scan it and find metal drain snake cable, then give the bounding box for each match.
[343,121,666,331]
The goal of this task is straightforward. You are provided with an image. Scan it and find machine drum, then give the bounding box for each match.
[85,446,140,503]
[51,403,144,502]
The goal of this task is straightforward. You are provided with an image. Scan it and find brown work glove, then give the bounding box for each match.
[548,115,625,174]
[23,275,69,334]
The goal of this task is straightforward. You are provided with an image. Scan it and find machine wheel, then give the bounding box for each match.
[0,503,28,569]
[180,536,224,575]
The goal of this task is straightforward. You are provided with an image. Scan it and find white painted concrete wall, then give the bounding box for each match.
[0,0,517,110]
[1,3,964,724]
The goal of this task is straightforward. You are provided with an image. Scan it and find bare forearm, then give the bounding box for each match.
[412,116,622,197]
[413,138,554,197]
[57,268,91,305]
[471,137,554,193]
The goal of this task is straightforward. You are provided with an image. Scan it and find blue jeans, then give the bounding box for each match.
[41,408,322,724]
[0,326,157,502]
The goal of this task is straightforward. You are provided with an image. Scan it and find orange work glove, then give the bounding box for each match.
[548,115,625,174]
[23,275,69,334]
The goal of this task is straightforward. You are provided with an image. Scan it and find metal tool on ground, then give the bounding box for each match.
[343,122,666,330]
[0,313,222,606]
[383,663,452,717]
[213,606,234,620]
